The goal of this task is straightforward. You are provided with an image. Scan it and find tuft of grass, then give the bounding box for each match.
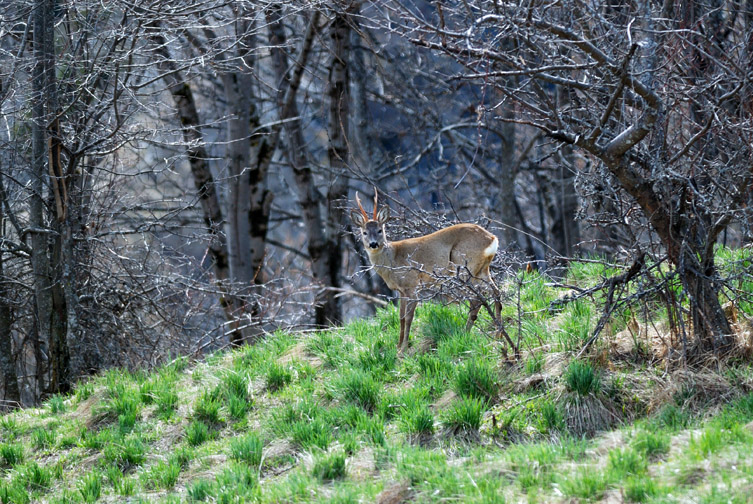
[399,400,435,439]
[421,304,467,343]
[215,463,258,500]
[142,457,181,490]
[193,390,223,425]
[229,432,263,468]
[442,396,488,434]
[290,418,332,451]
[558,299,593,350]
[453,360,499,403]
[652,403,691,431]
[19,461,53,491]
[31,427,57,450]
[563,360,601,396]
[265,362,293,392]
[537,399,564,432]
[0,442,24,467]
[624,475,661,502]
[77,470,102,503]
[357,339,397,376]
[228,393,251,420]
[154,385,179,419]
[103,435,147,470]
[0,417,21,439]
[186,420,211,447]
[335,369,381,412]
[187,479,213,502]
[47,395,66,415]
[306,331,349,368]
[113,476,136,497]
[0,482,30,504]
[560,468,608,500]
[312,452,346,481]
[357,415,386,447]
[607,447,647,479]
[689,425,725,459]
[74,382,94,403]
[631,429,671,459]
[524,353,545,375]
[221,370,249,400]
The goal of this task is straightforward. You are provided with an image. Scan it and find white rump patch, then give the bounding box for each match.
[484,236,499,258]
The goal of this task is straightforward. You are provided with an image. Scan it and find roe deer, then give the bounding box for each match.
[351,189,502,352]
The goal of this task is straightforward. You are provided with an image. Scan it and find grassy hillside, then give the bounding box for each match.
[2,255,753,503]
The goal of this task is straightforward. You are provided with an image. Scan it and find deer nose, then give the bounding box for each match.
[369,241,379,249]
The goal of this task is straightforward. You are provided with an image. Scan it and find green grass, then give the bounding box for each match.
[186,420,211,446]
[335,369,381,412]
[142,457,181,489]
[229,432,263,467]
[77,470,102,503]
[193,390,223,425]
[312,452,346,481]
[265,362,293,392]
[399,400,435,439]
[560,467,608,499]
[0,442,24,467]
[453,359,500,402]
[632,428,671,459]
[442,396,488,434]
[563,359,601,395]
[2,252,753,503]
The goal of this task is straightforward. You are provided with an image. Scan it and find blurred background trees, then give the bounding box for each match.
[1,0,751,406]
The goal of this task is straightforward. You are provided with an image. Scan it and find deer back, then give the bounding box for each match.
[380,223,498,293]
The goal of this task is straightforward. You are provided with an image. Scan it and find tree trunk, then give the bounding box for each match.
[267,10,336,327]
[323,10,352,326]
[611,164,734,355]
[32,0,70,396]
[0,231,20,408]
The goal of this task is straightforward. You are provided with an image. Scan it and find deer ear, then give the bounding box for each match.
[351,210,366,227]
[376,205,390,224]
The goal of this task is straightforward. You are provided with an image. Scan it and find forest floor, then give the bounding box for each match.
[2,250,753,503]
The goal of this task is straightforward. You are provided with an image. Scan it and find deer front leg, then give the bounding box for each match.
[398,298,407,349]
[401,298,418,352]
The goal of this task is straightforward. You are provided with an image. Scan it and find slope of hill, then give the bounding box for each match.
[2,258,753,503]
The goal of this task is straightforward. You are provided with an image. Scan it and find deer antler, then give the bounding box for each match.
[372,187,378,220]
[355,192,369,220]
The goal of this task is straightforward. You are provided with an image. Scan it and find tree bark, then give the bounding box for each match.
[323,9,352,326]
[0,229,20,408]
[31,0,69,396]
[267,9,337,326]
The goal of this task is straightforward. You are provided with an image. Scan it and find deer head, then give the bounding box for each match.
[351,188,390,251]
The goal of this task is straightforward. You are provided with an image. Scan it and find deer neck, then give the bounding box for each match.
[365,241,396,269]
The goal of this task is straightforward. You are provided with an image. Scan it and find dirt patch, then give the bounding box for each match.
[432,389,457,411]
[261,438,297,476]
[277,341,322,368]
[513,373,547,394]
[376,480,413,504]
[348,447,376,480]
